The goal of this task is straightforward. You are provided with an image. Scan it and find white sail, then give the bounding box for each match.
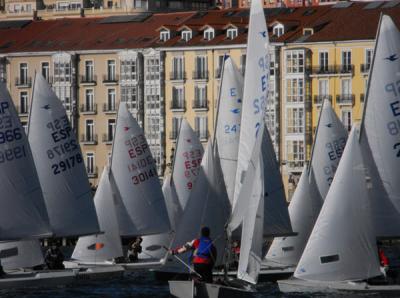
[111,103,170,236]
[361,15,400,214]
[72,167,123,262]
[261,126,292,237]
[233,0,269,211]
[172,119,204,210]
[295,126,381,282]
[0,240,44,270]
[237,153,264,284]
[265,167,320,266]
[215,56,244,205]
[169,141,231,268]
[29,74,99,237]
[140,175,181,260]
[310,99,348,200]
[0,82,51,240]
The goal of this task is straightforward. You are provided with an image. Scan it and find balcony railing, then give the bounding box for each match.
[102,74,119,83]
[169,71,186,81]
[314,95,332,105]
[336,94,355,105]
[360,64,371,73]
[80,103,97,114]
[102,133,113,143]
[169,130,178,140]
[339,64,354,74]
[195,130,208,141]
[287,161,304,170]
[192,99,208,110]
[103,103,117,113]
[80,134,98,145]
[15,77,32,87]
[192,70,209,80]
[170,99,185,110]
[87,166,98,178]
[311,65,336,75]
[80,75,97,84]
[16,105,29,115]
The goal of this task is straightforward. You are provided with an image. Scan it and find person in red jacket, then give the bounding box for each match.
[379,247,389,278]
[170,226,217,283]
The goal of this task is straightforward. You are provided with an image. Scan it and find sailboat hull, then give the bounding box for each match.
[0,270,75,289]
[278,277,400,294]
[169,280,255,298]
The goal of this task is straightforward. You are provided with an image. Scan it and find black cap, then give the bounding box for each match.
[201,226,210,237]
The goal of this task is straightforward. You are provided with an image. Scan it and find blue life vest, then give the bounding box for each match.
[195,236,212,260]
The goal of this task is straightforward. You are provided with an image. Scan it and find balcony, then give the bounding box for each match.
[192,70,208,81]
[15,77,32,88]
[170,99,185,111]
[169,130,178,140]
[87,166,98,178]
[102,74,119,84]
[338,64,354,75]
[16,105,29,116]
[192,99,208,111]
[215,68,222,79]
[314,95,332,105]
[80,134,98,145]
[80,75,97,85]
[103,103,117,114]
[336,94,355,105]
[169,71,186,81]
[102,133,113,144]
[195,130,208,141]
[80,103,97,115]
[360,64,371,74]
[311,65,336,76]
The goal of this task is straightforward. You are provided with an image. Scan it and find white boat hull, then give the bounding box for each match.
[278,278,400,294]
[65,259,163,271]
[213,265,294,282]
[0,270,75,289]
[74,265,125,282]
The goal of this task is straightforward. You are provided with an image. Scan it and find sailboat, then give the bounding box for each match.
[278,14,400,294]
[263,99,347,279]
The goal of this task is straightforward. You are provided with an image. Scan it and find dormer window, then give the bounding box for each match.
[226,28,238,40]
[303,28,313,36]
[204,28,215,41]
[273,24,284,37]
[160,30,170,42]
[181,30,192,42]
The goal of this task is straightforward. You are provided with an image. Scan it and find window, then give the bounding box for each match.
[195,116,208,140]
[134,0,142,8]
[318,80,328,96]
[19,63,28,85]
[107,119,116,141]
[216,55,225,78]
[41,62,49,81]
[171,117,182,139]
[0,61,5,82]
[341,78,351,95]
[53,61,72,83]
[240,54,246,75]
[172,86,184,109]
[319,51,328,72]
[107,89,116,111]
[341,50,352,72]
[21,121,28,134]
[286,140,305,164]
[146,58,160,80]
[121,86,137,109]
[172,57,184,80]
[120,59,136,81]
[227,28,238,39]
[107,60,116,81]
[160,30,170,42]
[204,28,215,41]
[194,56,207,79]
[341,109,352,132]
[286,108,304,134]
[181,30,192,42]
[85,119,95,142]
[19,91,28,114]
[286,78,304,103]
[85,152,95,175]
[85,61,94,81]
[286,51,304,73]
[365,49,373,72]
[194,85,207,108]
[273,24,284,37]
[85,89,94,112]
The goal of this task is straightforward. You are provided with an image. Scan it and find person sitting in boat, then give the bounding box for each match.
[378,247,389,279]
[127,237,143,263]
[44,243,65,270]
[230,240,240,269]
[170,226,217,283]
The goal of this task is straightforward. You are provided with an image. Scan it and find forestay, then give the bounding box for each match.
[0,83,50,240]
[172,119,204,210]
[72,166,123,262]
[29,74,99,237]
[233,0,270,212]
[215,56,243,205]
[111,103,170,236]
[0,240,44,270]
[361,15,400,214]
[295,126,381,282]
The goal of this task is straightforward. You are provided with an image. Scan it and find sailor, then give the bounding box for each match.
[127,237,143,262]
[44,243,65,270]
[170,226,217,283]
[378,247,389,279]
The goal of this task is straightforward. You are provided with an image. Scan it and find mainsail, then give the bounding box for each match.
[0,82,51,240]
[29,74,99,237]
[295,126,381,282]
[110,103,170,236]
